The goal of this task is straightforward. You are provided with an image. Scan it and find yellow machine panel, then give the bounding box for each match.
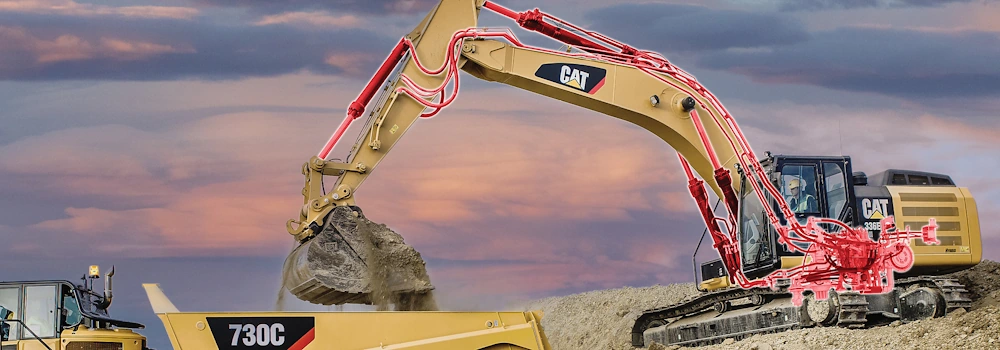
[888,185,982,270]
[144,284,550,350]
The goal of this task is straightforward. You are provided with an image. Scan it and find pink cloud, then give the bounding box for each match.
[324,52,380,77]
[0,26,194,65]
[255,11,363,28]
[0,0,199,20]
[1,96,699,259]
[31,174,302,256]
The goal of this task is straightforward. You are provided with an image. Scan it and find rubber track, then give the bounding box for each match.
[631,286,789,347]
[834,292,868,328]
[897,276,973,313]
[632,277,973,347]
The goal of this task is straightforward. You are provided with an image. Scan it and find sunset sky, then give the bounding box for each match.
[2,0,999,348]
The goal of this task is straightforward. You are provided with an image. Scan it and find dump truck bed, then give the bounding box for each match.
[144,284,550,350]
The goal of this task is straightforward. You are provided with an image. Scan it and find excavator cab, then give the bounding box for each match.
[698,154,856,288]
[699,153,980,289]
[739,154,856,280]
[0,266,148,350]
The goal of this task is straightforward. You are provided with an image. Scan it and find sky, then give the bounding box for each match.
[2,0,999,348]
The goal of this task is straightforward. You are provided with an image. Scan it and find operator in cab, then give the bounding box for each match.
[786,177,817,214]
[0,306,12,341]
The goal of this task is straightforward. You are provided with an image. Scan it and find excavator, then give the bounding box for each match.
[144,0,983,348]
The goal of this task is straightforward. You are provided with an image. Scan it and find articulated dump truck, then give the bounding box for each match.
[143,284,552,350]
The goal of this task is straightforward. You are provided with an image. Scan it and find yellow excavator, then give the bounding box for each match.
[145,0,982,348]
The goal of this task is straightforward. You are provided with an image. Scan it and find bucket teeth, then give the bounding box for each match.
[282,206,434,306]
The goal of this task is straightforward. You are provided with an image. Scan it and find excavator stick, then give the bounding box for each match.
[281,0,483,307]
[282,206,435,308]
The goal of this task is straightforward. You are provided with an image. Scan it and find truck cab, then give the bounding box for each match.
[0,267,147,350]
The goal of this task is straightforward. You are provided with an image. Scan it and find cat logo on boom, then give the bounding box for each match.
[534,63,607,94]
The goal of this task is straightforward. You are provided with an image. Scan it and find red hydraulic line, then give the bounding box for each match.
[687,109,722,171]
[318,39,410,159]
[677,153,696,180]
[351,39,410,119]
[482,0,519,19]
[483,1,610,53]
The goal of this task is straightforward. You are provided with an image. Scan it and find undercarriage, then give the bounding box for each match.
[634,277,972,347]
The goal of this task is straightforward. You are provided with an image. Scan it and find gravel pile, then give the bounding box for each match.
[521,284,700,350]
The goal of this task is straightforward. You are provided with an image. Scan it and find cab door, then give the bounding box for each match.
[819,160,854,227]
[1,284,21,350]
[769,157,853,270]
[17,285,60,350]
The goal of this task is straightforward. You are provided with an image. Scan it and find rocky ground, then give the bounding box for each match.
[521,260,1000,350]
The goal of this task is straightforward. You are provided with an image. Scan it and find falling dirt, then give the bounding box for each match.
[274,285,288,311]
[521,260,1000,350]
[357,218,438,311]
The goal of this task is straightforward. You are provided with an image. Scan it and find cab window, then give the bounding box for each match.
[61,285,82,328]
[824,163,848,219]
[23,285,57,338]
[0,287,19,341]
[739,186,772,267]
[780,164,819,215]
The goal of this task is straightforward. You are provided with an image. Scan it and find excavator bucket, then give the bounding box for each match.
[282,206,435,309]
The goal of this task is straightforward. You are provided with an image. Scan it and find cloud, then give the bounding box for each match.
[0,110,339,257]
[0,16,394,80]
[697,27,1000,99]
[0,86,705,259]
[0,26,194,66]
[324,52,382,76]
[255,11,363,29]
[192,0,437,15]
[0,0,198,19]
[778,0,989,11]
[583,3,808,52]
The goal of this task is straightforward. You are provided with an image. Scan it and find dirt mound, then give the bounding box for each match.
[520,284,700,350]
[946,259,1000,308]
[522,260,1000,350]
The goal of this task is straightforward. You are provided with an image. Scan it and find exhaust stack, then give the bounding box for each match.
[104,265,115,306]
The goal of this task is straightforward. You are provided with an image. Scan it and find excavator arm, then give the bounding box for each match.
[283,0,938,316]
[288,0,742,241]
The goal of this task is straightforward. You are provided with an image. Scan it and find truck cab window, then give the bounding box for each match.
[23,285,57,338]
[0,287,18,341]
[61,285,82,328]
